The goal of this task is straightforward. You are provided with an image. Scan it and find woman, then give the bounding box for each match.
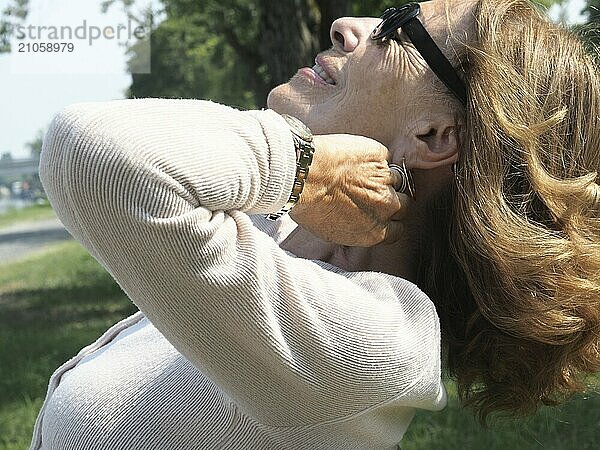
[31,0,600,449]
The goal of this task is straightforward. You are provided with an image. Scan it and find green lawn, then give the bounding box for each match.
[0,241,137,450]
[0,240,598,449]
[0,201,56,229]
[403,382,600,449]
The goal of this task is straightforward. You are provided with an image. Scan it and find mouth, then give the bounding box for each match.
[297,55,337,86]
[313,57,337,85]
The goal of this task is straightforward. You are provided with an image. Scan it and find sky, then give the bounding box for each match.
[0,0,157,159]
[0,0,590,159]
[549,0,587,22]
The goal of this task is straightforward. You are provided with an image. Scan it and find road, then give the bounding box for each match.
[0,216,72,264]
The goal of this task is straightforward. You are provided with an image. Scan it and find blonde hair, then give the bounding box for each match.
[418,0,600,423]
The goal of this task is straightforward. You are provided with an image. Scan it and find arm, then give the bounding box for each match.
[40,98,444,427]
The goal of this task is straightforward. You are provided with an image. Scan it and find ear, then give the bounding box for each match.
[391,118,459,170]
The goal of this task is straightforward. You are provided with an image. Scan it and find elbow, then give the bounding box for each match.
[39,100,198,241]
[40,103,99,236]
[39,101,135,240]
[41,102,100,188]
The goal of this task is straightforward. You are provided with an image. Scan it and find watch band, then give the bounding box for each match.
[266,114,315,221]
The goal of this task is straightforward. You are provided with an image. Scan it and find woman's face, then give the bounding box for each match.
[267,0,477,150]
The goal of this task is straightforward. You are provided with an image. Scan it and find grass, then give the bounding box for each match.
[0,241,137,450]
[0,201,56,229]
[402,381,600,449]
[0,241,599,449]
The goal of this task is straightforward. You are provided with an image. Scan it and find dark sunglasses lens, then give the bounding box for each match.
[381,8,396,20]
[373,10,400,39]
[372,3,420,40]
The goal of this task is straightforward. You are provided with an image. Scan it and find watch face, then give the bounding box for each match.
[282,114,313,142]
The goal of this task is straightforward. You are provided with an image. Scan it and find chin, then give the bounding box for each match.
[267,78,336,135]
[267,82,302,117]
[266,84,281,110]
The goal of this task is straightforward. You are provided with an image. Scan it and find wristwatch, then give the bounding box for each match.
[266,114,316,221]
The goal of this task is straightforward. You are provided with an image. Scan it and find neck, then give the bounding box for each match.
[336,210,425,282]
[281,209,425,283]
[281,168,437,282]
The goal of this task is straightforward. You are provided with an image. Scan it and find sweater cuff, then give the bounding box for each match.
[245,109,297,216]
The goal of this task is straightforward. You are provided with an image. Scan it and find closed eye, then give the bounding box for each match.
[392,29,411,45]
[379,33,405,48]
[375,29,405,47]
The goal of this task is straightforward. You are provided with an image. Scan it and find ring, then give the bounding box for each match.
[389,161,415,199]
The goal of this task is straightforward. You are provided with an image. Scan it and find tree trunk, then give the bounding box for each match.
[258,0,320,87]
[257,0,353,106]
[315,0,352,51]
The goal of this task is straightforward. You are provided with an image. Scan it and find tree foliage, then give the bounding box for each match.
[114,0,568,107]
[26,129,44,159]
[122,0,415,107]
[0,0,576,108]
[0,0,28,52]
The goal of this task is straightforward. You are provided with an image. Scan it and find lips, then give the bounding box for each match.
[297,54,338,87]
[314,56,337,85]
[311,62,335,85]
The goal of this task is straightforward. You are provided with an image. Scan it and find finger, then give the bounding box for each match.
[391,192,410,221]
[381,219,405,245]
[388,164,403,191]
[387,162,415,200]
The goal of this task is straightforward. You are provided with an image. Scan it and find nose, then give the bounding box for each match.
[330,17,379,53]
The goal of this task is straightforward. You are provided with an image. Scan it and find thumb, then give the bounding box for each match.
[391,192,410,221]
[381,220,405,245]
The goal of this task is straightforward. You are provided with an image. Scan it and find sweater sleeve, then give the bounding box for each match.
[39,98,445,427]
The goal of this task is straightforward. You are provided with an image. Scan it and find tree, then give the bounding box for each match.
[584,0,600,43]
[124,0,269,107]
[26,129,44,159]
[106,0,415,107]
[0,0,567,106]
[107,0,567,107]
[0,0,28,53]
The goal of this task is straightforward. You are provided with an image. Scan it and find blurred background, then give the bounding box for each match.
[0,0,598,449]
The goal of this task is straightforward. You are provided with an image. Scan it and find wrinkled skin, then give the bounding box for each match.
[267,0,477,280]
[291,134,409,247]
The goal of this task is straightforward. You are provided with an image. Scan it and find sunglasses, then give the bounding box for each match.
[371,3,467,107]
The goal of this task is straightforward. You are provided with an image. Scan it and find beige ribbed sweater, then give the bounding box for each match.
[31,99,446,450]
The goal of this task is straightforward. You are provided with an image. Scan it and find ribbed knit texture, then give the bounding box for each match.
[31,99,446,450]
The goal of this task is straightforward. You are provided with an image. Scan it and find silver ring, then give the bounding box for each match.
[389,164,406,191]
[389,162,415,199]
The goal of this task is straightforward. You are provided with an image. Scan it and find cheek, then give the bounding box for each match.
[340,63,404,122]
[324,69,419,141]
[343,47,408,110]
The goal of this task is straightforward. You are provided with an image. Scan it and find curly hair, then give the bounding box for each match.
[417,0,600,423]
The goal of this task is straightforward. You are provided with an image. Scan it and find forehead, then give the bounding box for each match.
[417,0,478,51]
[418,1,477,29]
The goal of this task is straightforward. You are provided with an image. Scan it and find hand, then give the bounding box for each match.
[289,134,410,247]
